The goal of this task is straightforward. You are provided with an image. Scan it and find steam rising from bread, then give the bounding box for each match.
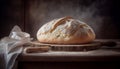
[28,0,118,38]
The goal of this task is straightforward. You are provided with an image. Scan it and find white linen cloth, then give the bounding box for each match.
[0,25,32,69]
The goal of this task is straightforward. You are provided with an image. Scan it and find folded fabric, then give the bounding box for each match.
[0,25,32,69]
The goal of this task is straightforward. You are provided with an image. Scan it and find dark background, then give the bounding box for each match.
[0,0,120,39]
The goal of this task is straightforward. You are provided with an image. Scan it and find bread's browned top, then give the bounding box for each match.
[37,16,95,44]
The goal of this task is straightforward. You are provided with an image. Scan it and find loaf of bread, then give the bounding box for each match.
[37,16,95,44]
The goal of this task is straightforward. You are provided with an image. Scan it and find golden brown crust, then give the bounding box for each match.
[37,16,95,44]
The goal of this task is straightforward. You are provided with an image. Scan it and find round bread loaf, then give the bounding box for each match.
[37,16,95,44]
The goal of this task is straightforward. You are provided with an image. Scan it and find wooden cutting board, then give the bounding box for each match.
[24,40,117,53]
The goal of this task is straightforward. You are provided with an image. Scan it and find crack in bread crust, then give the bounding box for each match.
[37,16,95,44]
[50,16,73,33]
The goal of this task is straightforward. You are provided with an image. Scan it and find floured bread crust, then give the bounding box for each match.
[37,16,95,44]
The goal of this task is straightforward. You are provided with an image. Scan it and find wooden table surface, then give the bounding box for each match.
[16,39,120,69]
[18,39,120,62]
